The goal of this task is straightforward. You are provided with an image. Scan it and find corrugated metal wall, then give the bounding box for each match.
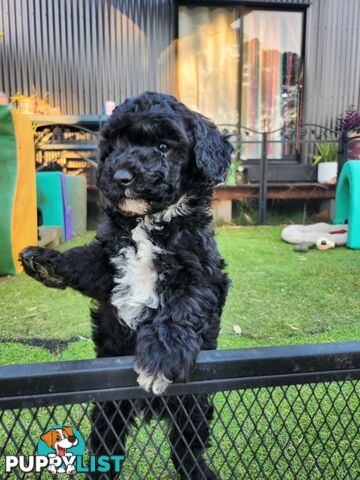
[0,0,176,114]
[241,0,309,3]
[0,0,359,124]
[179,0,310,4]
[304,0,360,127]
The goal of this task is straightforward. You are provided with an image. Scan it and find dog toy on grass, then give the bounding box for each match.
[281,222,347,252]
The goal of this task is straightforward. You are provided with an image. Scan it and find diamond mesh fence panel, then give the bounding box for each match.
[1,380,359,479]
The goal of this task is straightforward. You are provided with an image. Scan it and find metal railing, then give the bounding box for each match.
[33,119,360,224]
[220,124,360,224]
[0,341,359,479]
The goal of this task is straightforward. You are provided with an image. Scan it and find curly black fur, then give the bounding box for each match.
[20,92,232,479]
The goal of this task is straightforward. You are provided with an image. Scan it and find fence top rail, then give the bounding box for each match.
[218,123,342,136]
[218,121,360,137]
[0,341,359,408]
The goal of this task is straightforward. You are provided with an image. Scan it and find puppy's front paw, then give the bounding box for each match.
[135,365,172,395]
[20,247,65,288]
[20,247,51,276]
[135,324,199,395]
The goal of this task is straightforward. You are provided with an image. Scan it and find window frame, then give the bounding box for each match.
[175,1,308,164]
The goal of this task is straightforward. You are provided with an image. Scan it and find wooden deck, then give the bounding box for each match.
[88,183,335,203]
[214,183,336,201]
[212,183,336,222]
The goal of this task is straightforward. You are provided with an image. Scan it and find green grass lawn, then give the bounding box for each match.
[0,227,359,479]
[0,226,359,365]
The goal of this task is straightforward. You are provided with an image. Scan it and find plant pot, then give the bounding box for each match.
[317,162,338,183]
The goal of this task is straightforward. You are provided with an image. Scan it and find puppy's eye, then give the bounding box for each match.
[158,143,169,153]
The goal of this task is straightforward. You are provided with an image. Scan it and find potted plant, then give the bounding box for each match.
[336,105,360,159]
[313,140,339,183]
[226,158,244,185]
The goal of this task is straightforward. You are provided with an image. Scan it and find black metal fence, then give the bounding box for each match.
[220,124,360,224]
[33,119,360,224]
[1,342,359,479]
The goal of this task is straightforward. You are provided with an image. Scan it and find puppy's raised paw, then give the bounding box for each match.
[20,247,65,289]
[20,247,52,277]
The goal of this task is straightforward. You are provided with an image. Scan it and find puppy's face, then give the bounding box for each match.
[97,113,192,215]
[97,93,233,216]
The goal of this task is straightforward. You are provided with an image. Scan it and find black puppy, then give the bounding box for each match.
[21,92,232,479]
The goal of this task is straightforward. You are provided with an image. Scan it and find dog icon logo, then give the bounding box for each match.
[5,423,124,475]
[37,424,85,475]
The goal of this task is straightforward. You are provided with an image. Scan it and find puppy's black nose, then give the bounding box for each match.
[113,169,133,186]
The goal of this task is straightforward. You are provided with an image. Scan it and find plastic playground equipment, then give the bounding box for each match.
[334,160,360,249]
[0,107,37,275]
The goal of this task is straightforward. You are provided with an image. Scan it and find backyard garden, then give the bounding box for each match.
[1,226,359,365]
[0,226,359,479]
[1,1,360,478]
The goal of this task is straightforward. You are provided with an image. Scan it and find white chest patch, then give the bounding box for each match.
[110,221,162,330]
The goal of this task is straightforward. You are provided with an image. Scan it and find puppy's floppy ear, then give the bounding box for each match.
[192,115,234,184]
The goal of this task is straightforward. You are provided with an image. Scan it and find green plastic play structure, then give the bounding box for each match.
[334,160,360,249]
[0,106,37,275]
[36,172,68,240]
[36,172,87,240]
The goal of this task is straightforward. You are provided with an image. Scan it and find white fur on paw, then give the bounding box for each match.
[136,368,172,395]
[152,373,172,395]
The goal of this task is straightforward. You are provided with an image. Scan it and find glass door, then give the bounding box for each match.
[177,6,241,127]
[177,5,304,159]
[241,8,303,158]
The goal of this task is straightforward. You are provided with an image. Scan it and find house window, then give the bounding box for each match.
[177,5,304,159]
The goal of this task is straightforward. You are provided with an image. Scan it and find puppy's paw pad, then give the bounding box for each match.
[20,247,65,288]
[20,247,54,277]
[136,368,172,395]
